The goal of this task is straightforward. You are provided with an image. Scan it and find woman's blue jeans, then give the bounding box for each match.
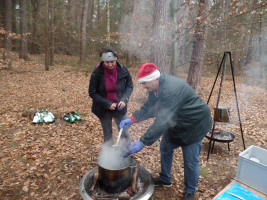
[159,134,202,193]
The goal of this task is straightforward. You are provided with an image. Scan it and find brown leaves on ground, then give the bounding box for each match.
[0,54,266,200]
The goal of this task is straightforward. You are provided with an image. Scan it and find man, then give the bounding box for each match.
[120,63,212,200]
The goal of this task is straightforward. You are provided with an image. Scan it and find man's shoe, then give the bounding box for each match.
[153,178,172,187]
[182,192,194,200]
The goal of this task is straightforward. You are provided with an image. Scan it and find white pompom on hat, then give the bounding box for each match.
[137,63,160,83]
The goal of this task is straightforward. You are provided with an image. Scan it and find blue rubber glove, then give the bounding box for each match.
[124,140,144,158]
[120,118,132,129]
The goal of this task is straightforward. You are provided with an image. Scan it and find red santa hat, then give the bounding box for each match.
[137,63,160,83]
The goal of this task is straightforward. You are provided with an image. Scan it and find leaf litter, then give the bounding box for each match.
[0,54,266,200]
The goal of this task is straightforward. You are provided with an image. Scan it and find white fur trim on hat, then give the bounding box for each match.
[138,70,160,83]
[102,52,117,61]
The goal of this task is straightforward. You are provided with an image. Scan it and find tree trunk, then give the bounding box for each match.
[106,0,111,45]
[88,0,94,33]
[3,0,12,52]
[80,0,89,63]
[258,11,264,79]
[45,0,49,71]
[65,0,74,55]
[150,0,170,72]
[96,0,100,25]
[12,0,19,51]
[87,0,94,53]
[12,0,18,34]
[187,0,210,91]
[246,30,254,65]
[19,0,29,60]
[49,0,55,66]
[31,0,41,54]
[169,0,178,76]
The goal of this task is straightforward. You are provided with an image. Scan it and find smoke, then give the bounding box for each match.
[119,0,192,73]
[97,140,130,170]
[119,1,154,62]
[241,29,267,90]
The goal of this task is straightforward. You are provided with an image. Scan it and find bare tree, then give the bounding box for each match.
[3,0,12,52]
[169,0,178,76]
[187,0,211,91]
[31,0,41,54]
[12,0,18,35]
[80,0,89,63]
[49,0,55,66]
[19,0,29,60]
[150,0,170,72]
[11,0,19,51]
[45,0,49,70]
[106,0,111,45]
[65,0,76,55]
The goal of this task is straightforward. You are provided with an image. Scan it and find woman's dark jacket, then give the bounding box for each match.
[89,61,133,118]
[132,74,212,146]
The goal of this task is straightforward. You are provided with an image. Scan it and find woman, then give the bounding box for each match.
[89,46,133,144]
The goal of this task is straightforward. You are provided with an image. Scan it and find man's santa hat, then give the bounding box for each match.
[137,63,160,83]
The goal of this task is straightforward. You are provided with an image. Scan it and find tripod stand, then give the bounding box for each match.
[206,51,246,160]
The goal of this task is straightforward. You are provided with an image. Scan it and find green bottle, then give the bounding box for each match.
[68,113,75,123]
[33,111,40,124]
[72,111,81,121]
[39,111,44,123]
[63,113,70,122]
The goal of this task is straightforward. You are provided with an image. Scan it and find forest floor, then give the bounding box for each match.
[0,53,266,200]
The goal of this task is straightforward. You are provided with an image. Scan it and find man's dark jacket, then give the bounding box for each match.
[89,61,133,118]
[132,74,212,146]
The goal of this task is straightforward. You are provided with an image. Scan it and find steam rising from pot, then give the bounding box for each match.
[98,140,130,170]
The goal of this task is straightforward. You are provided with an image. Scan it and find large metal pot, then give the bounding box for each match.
[214,106,230,122]
[97,155,131,193]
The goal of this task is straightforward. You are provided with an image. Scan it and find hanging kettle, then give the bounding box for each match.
[213,106,230,122]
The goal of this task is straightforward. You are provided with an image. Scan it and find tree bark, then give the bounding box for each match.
[150,0,170,72]
[19,0,29,60]
[187,0,210,91]
[49,0,55,66]
[31,0,41,54]
[258,11,263,79]
[11,0,19,51]
[246,30,254,65]
[106,0,111,45]
[3,0,12,52]
[45,0,49,71]
[169,0,178,76]
[80,0,89,63]
[12,0,17,34]
[65,0,74,55]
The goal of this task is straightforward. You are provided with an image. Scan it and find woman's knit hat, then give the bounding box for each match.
[102,52,117,61]
[137,63,160,83]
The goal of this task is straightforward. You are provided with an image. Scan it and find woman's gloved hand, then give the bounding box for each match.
[124,140,144,158]
[120,118,132,129]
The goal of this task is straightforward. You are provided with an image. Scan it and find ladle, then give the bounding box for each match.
[113,128,123,147]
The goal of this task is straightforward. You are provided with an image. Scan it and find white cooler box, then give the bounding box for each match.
[235,145,267,195]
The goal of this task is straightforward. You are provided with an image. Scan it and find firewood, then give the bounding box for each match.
[131,166,139,194]
[89,170,98,192]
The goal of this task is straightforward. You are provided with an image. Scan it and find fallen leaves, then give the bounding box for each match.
[0,54,266,200]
